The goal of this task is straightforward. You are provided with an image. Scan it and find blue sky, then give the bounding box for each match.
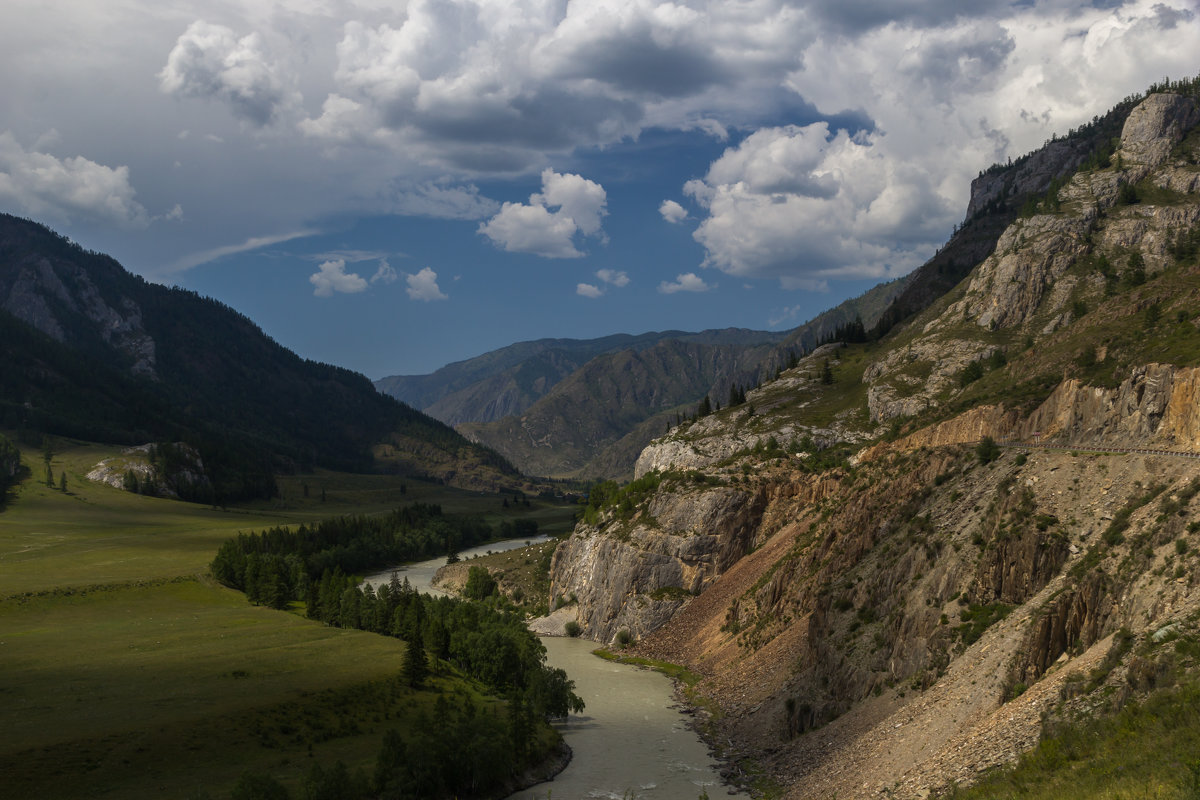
[2,1,1197,378]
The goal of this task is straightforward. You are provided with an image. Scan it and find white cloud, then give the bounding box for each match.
[310,258,368,297]
[478,168,607,257]
[304,0,817,171]
[659,199,688,224]
[658,272,711,294]
[578,268,630,297]
[597,268,629,287]
[405,266,448,301]
[694,0,1200,288]
[159,20,297,127]
[685,123,946,285]
[388,180,499,220]
[4,0,1196,298]
[371,259,398,284]
[169,228,320,274]
[0,131,149,228]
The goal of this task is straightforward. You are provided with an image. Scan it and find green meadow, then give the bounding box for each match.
[0,438,576,799]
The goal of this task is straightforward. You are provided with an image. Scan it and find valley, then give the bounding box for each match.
[2,76,1200,800]
[0,439,578,799]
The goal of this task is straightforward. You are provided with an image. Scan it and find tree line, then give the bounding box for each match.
[210,503,538,608]
[209,505,577,800]
[0,433,21,501]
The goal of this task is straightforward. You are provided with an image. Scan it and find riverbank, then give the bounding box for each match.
[500,740,572,799]
[509,637,751,800]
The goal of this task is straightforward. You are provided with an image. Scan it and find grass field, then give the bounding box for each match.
[0,436,577,799]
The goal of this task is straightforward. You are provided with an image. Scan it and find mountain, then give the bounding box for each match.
[543,83,1200,797]
[0,215,518,497]
[457,336,781,478]
[375,327,788,426]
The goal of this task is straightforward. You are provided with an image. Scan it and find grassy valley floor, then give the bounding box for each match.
[0,437,574,799]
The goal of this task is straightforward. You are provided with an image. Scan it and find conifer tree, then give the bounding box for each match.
[402,638,428,688]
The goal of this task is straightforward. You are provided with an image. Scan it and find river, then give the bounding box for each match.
[360,535,553,595]
[363,541,749,800]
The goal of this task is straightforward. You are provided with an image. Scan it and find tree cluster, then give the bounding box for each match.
[210,503,527,608]
[817,316,868,346]
[0,433,20,499]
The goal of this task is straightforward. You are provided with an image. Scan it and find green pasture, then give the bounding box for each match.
[0,577,432,798]
[2,440,576,597]
[0,436,575,798]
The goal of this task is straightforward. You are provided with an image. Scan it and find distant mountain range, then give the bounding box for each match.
[376,283,911,479]
[0,214,518,498]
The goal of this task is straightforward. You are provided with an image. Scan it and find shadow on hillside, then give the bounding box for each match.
[0,465,31,511]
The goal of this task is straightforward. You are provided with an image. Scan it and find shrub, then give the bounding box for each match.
[564,620,582,637]
[959,360,985,387]
[976,436,1001,464]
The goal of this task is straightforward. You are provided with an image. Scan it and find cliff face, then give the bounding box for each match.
[865,91,1200,426]
[545,90,1200,799]
[549,483,766,644]
[0,233,158,377]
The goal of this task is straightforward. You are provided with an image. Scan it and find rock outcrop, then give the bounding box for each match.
[549,483,765,644]
[1,254,157,377]
[1120,92,1200,168]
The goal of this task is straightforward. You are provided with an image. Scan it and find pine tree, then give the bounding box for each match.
[402,638,428,688]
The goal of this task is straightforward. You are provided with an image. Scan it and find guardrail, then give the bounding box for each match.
[982,439,1200,460]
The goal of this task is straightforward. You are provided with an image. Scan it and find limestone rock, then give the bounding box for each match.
[1119,92,1200,168]
[548,484,764,645]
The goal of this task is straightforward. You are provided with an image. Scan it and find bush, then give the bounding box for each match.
[564,620,581,637]
[959,360,985,387]
[976,436,1001,464]
[463,565,498,600]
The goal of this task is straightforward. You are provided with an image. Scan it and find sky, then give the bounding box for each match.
[1,1,1197,379]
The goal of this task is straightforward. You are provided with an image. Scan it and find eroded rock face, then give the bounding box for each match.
[1019,364,1200,449]
[1120,92,1200,168]
[549,484,765,645]
[864,92,1199,426]
[1,255,157,378]
[967,141,1083,219]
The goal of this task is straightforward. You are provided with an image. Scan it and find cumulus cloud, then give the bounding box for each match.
[577,268,630,298]
[658,272,711,294]
[478,169,607,257]
[303,0,816,171]
[596,269,630,287]
[659,199,688,224]
[0,132,149,228]
[717,0,1200,287]
[405,267,448,301]
[310,259,368,297]
[685,123,947,286]
[160,20,296,126]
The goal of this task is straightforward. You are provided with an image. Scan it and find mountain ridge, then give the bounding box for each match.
[375,327,789,426]
[542,83,1200,798]
[0,215,520,496]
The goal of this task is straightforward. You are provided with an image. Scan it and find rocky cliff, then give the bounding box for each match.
[549,481,766,644]
[545,88,1200,799]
